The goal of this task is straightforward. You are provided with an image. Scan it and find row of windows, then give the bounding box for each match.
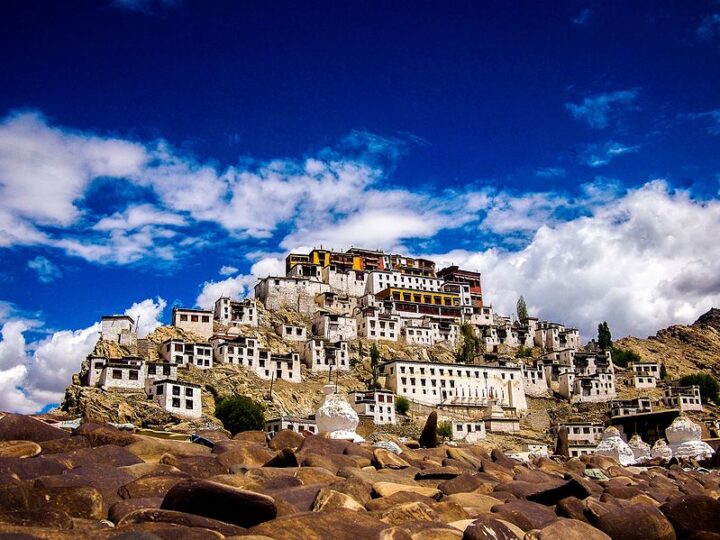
[178,314,211,323]
[398,365,515,379]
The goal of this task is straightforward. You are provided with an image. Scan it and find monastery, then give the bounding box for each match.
[83,246,704,449]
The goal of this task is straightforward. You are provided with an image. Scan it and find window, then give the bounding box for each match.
[112,369,122,379]
[185,387,194,397]
[191,315,199,322]
[185,400,194,409]
[129,370,139,381]
[180,314,188,322]
[148,365,156,375]
[202,316,210,323]
[172,386,180,396]
[172,398,181,408]
[156,385,164,395]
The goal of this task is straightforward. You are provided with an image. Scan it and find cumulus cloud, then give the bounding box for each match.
[124,297,167,337]
[27,256,62,283]
[565,90,639,129]
[196,257,285,309]
[0,296,168,413]
[219,266,239,276]
[428,181,720,340]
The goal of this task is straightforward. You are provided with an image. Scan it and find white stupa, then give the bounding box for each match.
[628,434,651,463]
[665,415,714,461]
[651,439,673,461]
[315,384,365,443]
[595,426,635,466]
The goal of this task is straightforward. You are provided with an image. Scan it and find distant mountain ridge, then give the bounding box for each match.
[615,308,720,379]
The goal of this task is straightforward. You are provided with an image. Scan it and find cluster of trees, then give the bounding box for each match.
[597,321,643,368]
[214,395,265,435]
[680,373,719,404]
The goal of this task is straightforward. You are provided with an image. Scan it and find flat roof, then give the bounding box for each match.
[379,358,522,371]
[102,314,135,322]
[173,307,212,314]
[152,379,201,388]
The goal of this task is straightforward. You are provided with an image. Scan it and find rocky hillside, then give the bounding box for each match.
[615,307,720,379]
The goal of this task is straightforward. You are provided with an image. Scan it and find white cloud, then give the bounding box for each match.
[565,90,639,129]
[681,109,720,136]
[27,256,62,283]
[428,181,720,340]
[124,297,167,337]
[219,265,239,276]
[580,141,640,167]
[572,8,592,25]
[481,191,571,234]
[697,14,720,41]
[535,167,566,178]
[196,257,285,309]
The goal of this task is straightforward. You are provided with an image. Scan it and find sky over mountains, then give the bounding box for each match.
[1,0,719,412]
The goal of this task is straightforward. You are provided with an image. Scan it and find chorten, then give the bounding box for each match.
[665,415,713,460]
[651,439,673,461]
[628,434,651,462]
[595,426,635,466]
[315,384,365,443]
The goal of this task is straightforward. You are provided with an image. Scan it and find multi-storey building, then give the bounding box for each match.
[314,291,356,316]
[145,361,177,383]
[303,339,350,372]
[160,339,213,368]
[356,307,400,341]
[437,266,483,306]
[375,287,462,320]
[214,297,258,327]
[608,397,653,418]
[275,322,307,342]
[630,362,660,389]
[380,359,528,411]
[147,379,202,419]
[211,334,259,368]
[265,417,317,438]
[558,422,605,457]
[312,311,357,341]
[451,420,487,442]
[662,385,703,412]
[100,315,137,346]
[349,390,396,425]
[85,355,146,390]
[255,276,330,314]
[172,308,214,339]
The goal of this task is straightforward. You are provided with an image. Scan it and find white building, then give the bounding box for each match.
[146,361,177,383]
[321,266,367,297]
[380,359,528,411]
[147,379,202,419]
[265,417,317,438]
[314,291,356,316]
[172,308,214,339]
[630,362,660,389]
[312,311,357,341]
[100,315,137,346]
[349,390,396,425]
[255,276,330,314]
[212,334,259,367]
[365,270,444,295]
[427,318,460,346]
[662,385,704,412]
[87,356,147,390]
[303,339,350,372]
[560,422,605,457]
[521,363,549,396]
[402,323,434,346]
[160,339,213,368]
[275,322,307,342]
[608,397,653,418]
[257,351,302,383]
[356,308,400,341]
[214,297,258,327]
[451,420,487,442]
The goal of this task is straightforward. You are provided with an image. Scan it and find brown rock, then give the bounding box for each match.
[376,501,439,525]
[447,448,483,470]
[63,443,143,468]
[301,452,365,474]
[0,414,70,442]
[39,436,90,455]
[365,490,437,511]
[215,443,274,469]
[297,434,350,456]
[264,447,300,467]
[439,473,492,496]
[396,520,463,539]
[263,484,323,512]
[118,508,248,537]
[478,460,514,483]
[233,430,268,444]
[209,473,262,491]
[526,479,592,506]
[556,496,589,522]
[109,497,163,523]
[660,494,720,537]
[490,499,557,531]
[78,425,137,447]
[0,455,69,480]
[419,412,438,449]
[126,436,212,462]
[115,521,225,539]
[269,430,305,451]
[415,467,465,480]
[118,462,181,479]
[161,478,277,528]
[373,481,441,499]
[250,508,413,539]
[0,508,73,529]
[119,474,189,499]
[329,475,373,505]
[313,487,366,512]
[374,448,411,469]
[0,440,41,458]
[160,454,228,478]
[0,472,28,512]
[555,426,570,458]
[444,493,504,516]
[431,501,470,523]
[259,475,303,490]
[463,515,521,540]
[526,518,611,540]
[28,486,104,519]
[595,504,675,540]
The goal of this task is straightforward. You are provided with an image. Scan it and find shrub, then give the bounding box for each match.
[395,396,410,415]
[437,422,453,439]
[679,373,719,404]
[214,395,265,435]
[515,346,532,358]
[610,346,641,368]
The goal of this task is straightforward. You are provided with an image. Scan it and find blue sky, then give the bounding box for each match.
[0,0,719,412]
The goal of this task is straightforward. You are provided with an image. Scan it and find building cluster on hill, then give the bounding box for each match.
[81,246,705,446]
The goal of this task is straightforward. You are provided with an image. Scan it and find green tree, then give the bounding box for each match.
[214,395,265,435]
[455,323,481,363]
[597,322,612,350]
[437,422,453,439]
[369,343,381,390]
[679,373,720,404]
[516,296,529,320]
[395,396,410,415]
[609,347,641,368]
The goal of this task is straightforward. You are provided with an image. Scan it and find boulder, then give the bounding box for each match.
[0,472,29,512]
[118,474,190,499]
[329,476,373,505]
[118,508,248,537]
[269,429,305,451]
[250,508,413,540]
[431,501,470,523]
[373,448,411,469]
[312,487,366,512]
[0,456,69,480]
[63,443,143,468]
[297,434,350,456]
[490,499,557,531]
[526,479,591,506]
[554,426,570,458]
[375,501,439,525]
[159,454,228,478]
[373,481,441,499]
[555,496,589,522]
[125,436,212,462]
[365,490,437,512]
[0,440,41,458]
[443,493,504,516]
[263,484,323,512]
[0,508,73,529]
[109,497,164,523]
[415,467,465,480]
[215,443,274,468]
[161,478,277,528]
[595,504,675,540]
[660,494,720,537]
[419,412,438,449]
[39,436,91,455]
[525,518,611,540]
[0,414,70,442]
[395,519,463,539]
[264,448,300,468]
[463,515,521,540]
[28,486,104,519]
[439,473,491,496]
[233,430,268,444]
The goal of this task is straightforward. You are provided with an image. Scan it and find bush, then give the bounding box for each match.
[679,373,720,404]
[610,346,641,368]
[515,346,532,359]
[395,396,410,415]
[214,395,265,435]
[437,422,453,439]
